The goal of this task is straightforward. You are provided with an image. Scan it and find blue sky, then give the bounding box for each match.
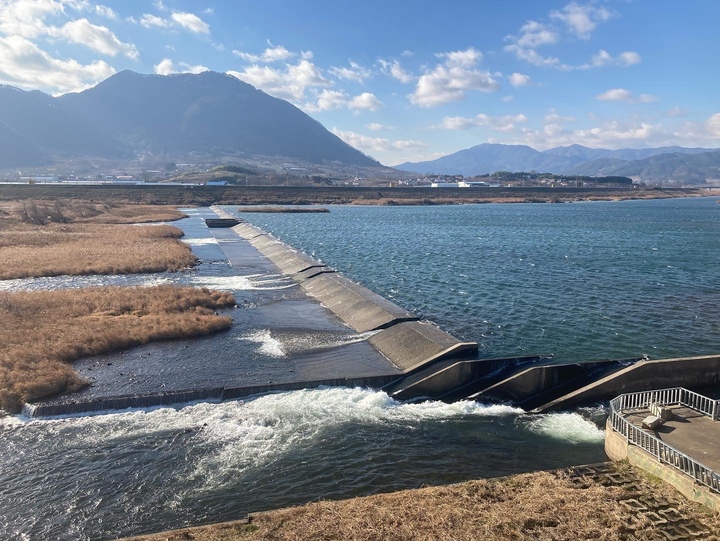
[0,0,718,165]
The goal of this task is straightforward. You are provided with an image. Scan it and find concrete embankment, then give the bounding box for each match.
[223,207,480,373]
[23,207,478,418]
[534,354,720,412]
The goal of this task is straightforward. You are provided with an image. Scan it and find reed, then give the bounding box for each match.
[122,464,720,541]
[0,285,235,413]
[0,200,196,279]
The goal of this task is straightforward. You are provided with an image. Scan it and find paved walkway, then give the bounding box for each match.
[623,404,720,472]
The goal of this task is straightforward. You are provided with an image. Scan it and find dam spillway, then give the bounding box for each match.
[24,206,480,418]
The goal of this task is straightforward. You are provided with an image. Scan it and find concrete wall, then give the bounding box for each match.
[605,424,720,512]
[368,321,477,372]
[541,355,720,411]
[25,375,401,418]
[478,361,621,403]
[389,357,522,400]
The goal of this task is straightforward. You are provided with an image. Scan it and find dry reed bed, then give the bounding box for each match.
[0,200,195,279]
[125,466,720,541]
[0,223,197,279]
[0,285,235,413]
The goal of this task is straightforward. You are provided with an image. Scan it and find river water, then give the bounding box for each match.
[1,197,718,540]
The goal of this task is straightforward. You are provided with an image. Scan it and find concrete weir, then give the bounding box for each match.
[226,209,479,371]
[23,207,478,418]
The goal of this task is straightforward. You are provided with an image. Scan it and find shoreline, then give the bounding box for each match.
[1,184,717,207]
[121,462,720,541]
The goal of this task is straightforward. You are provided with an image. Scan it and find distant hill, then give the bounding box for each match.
[0,71,378,169]
[397,143,718,183]
[567,150,720,183]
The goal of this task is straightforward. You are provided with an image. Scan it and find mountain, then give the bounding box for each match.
[396,143,719,182]
[397,143,547,176]
[0,71,378,169]
[568,150,720,183]
[0,84,130,167]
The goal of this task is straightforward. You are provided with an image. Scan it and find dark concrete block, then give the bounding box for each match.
[368,320,478,372]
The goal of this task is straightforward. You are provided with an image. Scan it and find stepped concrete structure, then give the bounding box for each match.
[24,206,479,417]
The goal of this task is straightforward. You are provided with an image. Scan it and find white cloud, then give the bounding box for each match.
[706,114,720,137]
[153,57,174,75]
[505,7,636,71]
[228,58,330,102]
[170,11,210,34]
[544,109,576,123]
[550,2,613,39]
[329,61,371,82]
[94,5,118,20]
[378,58,414,84]
[0,0,61,39]
[56,18,138,60]
[585,49,641,68]
[154,58,209,75]
[508,72,531,87]
[596,88,657,103]
[139,10,210,34]
[331,128,427,153]
[304,89,383,112]
[618,51,641,66]
[515,20,559,48]
[437,47,483,66]
[306,89,348,111]
[0,34,115,94]
[367,123,393,131]
[348,92,383,111]
[140,13,170,28]
[440,113,528,132]
[233,44,294,63]
[409,47,499,107]
[501,95,514,102]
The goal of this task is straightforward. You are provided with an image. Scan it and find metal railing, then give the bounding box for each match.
[609,387,720,493]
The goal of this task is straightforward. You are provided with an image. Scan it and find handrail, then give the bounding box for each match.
[610,387,719,420]
[609,387,720,494]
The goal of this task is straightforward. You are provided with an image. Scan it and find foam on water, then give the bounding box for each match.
[522,412,605,444]
[0,274,174,292]
[239,329,286,357]
[271,330,379,354]
[191,274,296,291]
[182,237,218,246]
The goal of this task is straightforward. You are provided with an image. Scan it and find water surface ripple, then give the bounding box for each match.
[233,198,720,362]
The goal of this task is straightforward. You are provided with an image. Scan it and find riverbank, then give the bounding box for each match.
[123,462,720,541]
[0,184,715,207]
[0,200,237,413]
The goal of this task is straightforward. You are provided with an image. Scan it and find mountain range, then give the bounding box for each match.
[397,143,720,184]
[0,71,378,170]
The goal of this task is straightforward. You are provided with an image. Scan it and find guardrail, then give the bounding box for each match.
[609,387,720,493]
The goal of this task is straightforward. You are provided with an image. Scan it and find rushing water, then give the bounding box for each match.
[1,197,718,540]
[0,390,605,540]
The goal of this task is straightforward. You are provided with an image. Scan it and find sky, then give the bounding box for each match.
[0,0,719,166]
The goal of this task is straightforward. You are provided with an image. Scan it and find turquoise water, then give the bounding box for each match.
[234,197,720,363]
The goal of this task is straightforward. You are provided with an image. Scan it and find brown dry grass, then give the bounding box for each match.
[0,285,235,412]
[124,464,720,541]
[0,199,195,279]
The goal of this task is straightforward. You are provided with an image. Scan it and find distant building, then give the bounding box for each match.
[431,182,459,188]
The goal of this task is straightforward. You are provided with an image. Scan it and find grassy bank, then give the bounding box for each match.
[0,200,196,279]
[0,285,235,413]
[124,464,720,541]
